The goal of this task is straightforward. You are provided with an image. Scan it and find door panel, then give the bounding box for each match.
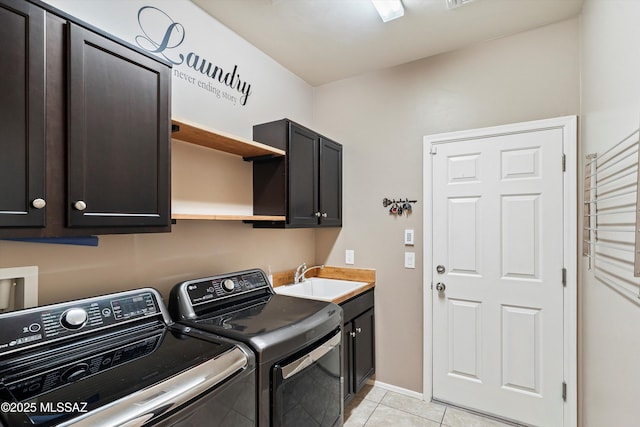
[0,0,46,227]
[67,23,170,228]
[501,305,541,395]
[319,137,342,226]
[432,128,564,426]
[287,124,318,226]
[448,197,480,275]
[448,299,482,381]
[501,194,540,278]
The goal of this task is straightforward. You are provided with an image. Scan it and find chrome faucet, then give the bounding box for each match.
[294,263,325,284]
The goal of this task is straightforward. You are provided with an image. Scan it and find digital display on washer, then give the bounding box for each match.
[110,293,156,320]
[187,271,270,306]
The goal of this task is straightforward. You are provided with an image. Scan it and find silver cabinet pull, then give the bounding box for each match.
[74,201,87,211]
[355,327,362,333]
[322,212,328,218]
[32,198,46,209]
[315,212,321,217]
[350,332,356,337]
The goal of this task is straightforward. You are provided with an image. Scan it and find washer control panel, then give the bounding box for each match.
[0,290,161,355]
[6,332,163,401]
[185,269,270,307]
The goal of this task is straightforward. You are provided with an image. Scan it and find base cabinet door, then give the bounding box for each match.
[343,322,354,402]
[341,290,375,402]
[0,0,46,227]
[353,308,375,393]
[67,23,171,229]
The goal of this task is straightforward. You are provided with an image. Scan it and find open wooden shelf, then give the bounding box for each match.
[171,118,285,159]
[172,213,285,221]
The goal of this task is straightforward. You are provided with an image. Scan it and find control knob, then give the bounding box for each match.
[222,279,235,292]
[60,308,88,330]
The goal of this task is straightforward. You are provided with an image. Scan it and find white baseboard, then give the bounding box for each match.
[366,379,424,401]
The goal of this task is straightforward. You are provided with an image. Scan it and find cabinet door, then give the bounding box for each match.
[0,0,46,227]
[319,137,342,227]
[67,23,170,228]
[287,123,318,227]
[353,308,375,394]
[343,322,354,401]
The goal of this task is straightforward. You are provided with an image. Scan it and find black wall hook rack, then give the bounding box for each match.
[383,198,417,216]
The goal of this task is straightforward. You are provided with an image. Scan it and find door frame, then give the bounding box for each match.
[422,116,577,427]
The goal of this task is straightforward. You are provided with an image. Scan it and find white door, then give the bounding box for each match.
[431,126,565,426]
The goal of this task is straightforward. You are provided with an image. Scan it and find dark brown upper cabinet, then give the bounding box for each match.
[0,0,171,237]
[67,23,171,229]
[252,119,342,228]
[0,1,46,228]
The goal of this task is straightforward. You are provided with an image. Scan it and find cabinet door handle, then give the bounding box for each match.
[74,201,87,211]
[355,327,362,333]
[32,198,46,209]
[321,212,328,218]
[314,212,321,217]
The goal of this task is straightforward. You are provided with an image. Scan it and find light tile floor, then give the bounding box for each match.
[344,384,526,427]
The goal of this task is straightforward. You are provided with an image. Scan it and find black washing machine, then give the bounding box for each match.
[169,268,343,427]
[0,288,256,427]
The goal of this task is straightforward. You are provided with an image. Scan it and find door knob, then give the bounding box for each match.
[74,201,87,211]
[436,265,446,274]
[435,282,446,292]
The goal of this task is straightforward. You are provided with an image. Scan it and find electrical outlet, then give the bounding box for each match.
[405,252,415,269]
[345,249,355,265]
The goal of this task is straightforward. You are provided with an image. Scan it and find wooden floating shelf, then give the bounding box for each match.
[172,213,285,221]
[171,118,285,159]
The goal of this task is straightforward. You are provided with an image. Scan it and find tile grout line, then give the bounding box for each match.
[364,395,449,426]
[361,389,386,427]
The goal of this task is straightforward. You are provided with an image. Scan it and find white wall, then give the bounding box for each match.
[313,18,580,394]
[580,1,640,425]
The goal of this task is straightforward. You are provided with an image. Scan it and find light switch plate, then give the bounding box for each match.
[405,252,415,269]
[345,249,355,265]
[404,229,414,245]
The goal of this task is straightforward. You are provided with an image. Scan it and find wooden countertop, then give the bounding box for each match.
[271,266,375,304]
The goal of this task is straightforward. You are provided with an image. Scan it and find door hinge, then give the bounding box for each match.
[562,153,566,172]
[562,268,567,287]
[430,145,437,155]
[562,382,567,401]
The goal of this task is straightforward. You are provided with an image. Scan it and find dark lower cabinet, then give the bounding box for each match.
[0,0,46,228]
[341,289,375,403]
[0,0,171,237]
[253,119,342,228]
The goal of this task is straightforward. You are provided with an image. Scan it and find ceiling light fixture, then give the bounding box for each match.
[446,0,475,10]
[371,0,405,23]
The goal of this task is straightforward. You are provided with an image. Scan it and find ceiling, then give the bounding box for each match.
[193,0,584,87]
